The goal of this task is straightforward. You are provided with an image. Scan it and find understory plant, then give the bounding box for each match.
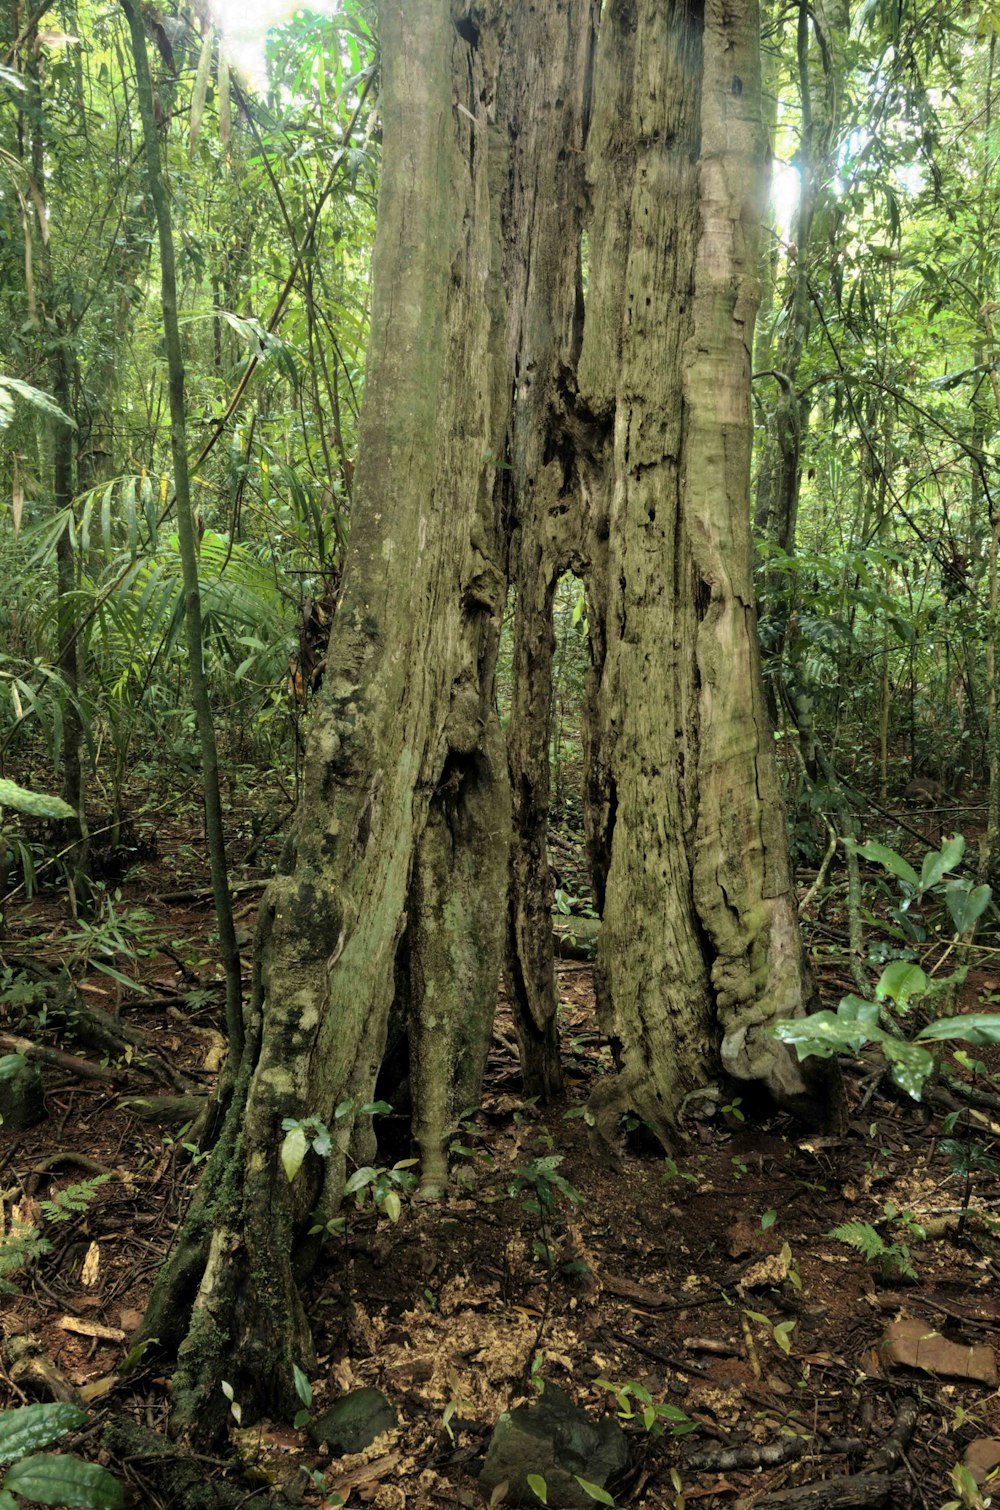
[0,1402,122,1509]
[772,833,1000,1098]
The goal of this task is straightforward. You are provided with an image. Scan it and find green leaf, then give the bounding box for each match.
[944,879,992,935]
[917,1013,1000,1046]
[0,778,76,820]
[344,1165,377,1196]
[844,837,919,888]
[118,1337,156,1375]
[773,1320,796,1355]
[0,377,76,430]
[875,962,927,1010]
[574,1477,616,1505]
[0,1054,27,1082]
[829,1221,884,1261]
[527,1474,548,1504]
[881,1036,935,1099]
[837,995,882,1038]
[655,1403,694,1422]
[4,1453,124,1509]
[382,1189,401,1223]
[280,1126,308,1183]
[920,834,964,891]
[772,996,880,1060]
[0,1403,87,1465]
[292,1364,312,1409]
[760,1209,777,1231]
[0,1489,18,1510]
[938,834,965,872]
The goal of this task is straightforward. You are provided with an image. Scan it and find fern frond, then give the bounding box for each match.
[40,1172,111,1223]
[827,1221,886,1261]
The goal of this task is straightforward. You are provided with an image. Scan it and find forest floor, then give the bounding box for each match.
[1,797,1000,1509]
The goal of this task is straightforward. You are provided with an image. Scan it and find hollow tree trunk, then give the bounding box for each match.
[500,0,598,1099]
[141,0,512,1433]
[578,0,834,1149]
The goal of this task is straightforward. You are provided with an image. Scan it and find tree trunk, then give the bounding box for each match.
[141,0,840,1437]
[754,0,849,609]
[141,0,512,1434]
[125,0,243,1065]
[500,0,597,1099]
[578,0,834,1149]
[24,39,88,874]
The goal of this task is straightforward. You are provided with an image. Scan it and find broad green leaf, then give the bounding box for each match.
[4,1452,124,1509]
[836,995,882,1037]
[875,962,927,1010]
[938,834,965,872]
[772,1011,859,1058]
[574,1477,616,1505]
[0,1489,17,1510]
[382,1189,401,1223]
[773,1320,796,1355]
[761,1209,777,1230]
[0,377,75,429]
[844,837,919,888]
[527,1474,548,1504]
[945,880,992,935]
[656,1403,694,1421]
[344,1165,377,1196]
[881,1036,935,1100]
[0,1054,27,1082]
[0,778,75,820]
[917,1013,1000,1046]
[280,1125,308,1183]
[0,1403,86,1465]
[920,834,964,891]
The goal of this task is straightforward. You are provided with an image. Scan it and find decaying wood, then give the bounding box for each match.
[0,1031,123,1085]
[737,1471,904,1509]
[732,1396,919,1509]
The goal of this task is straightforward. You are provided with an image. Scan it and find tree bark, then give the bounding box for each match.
[578,0,835,1148]
[124,0,244,1067]
[500,0,598,1099]
[141,0,513,1433]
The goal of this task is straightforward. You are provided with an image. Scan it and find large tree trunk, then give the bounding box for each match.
[578,0,834,1149]
[141,0,839,1438]
[141,0,512,1433]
